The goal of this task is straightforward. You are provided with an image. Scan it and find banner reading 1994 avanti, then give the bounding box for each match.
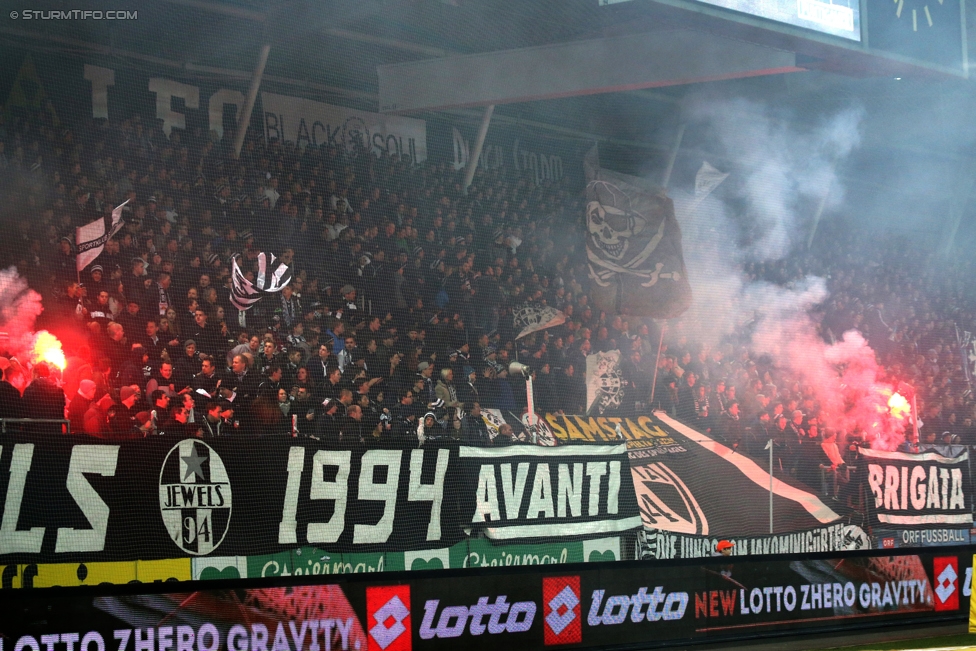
[0,435,638,568]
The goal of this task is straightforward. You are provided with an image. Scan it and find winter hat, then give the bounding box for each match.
[78,379,97,400]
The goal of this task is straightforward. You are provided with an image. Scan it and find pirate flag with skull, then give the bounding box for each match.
[584,146,692,318]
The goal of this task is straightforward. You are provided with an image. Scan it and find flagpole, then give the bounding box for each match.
[649,321,667,408]
[768,438,774,534]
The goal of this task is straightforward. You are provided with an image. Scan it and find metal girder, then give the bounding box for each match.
[377,28,802,113]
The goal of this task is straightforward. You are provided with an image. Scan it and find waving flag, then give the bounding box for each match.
[584,146,692,318]
[586,349,623,415]
[76,199,128,272]
[513,303,566,340]
[230,252,293,311]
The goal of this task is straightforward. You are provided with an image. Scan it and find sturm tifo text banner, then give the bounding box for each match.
[0,551,969,650]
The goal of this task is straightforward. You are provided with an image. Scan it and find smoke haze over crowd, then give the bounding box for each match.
[673,99,910,449]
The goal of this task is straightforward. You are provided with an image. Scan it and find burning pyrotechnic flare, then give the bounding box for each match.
[32,331,66,371]
[887,391,911,420]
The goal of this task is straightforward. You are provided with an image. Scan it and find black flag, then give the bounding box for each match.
[584,147,692,318]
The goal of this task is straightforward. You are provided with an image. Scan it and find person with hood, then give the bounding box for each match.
[0,361,25,420]
[457,366,480,407]
[435,367,462,425]
[24,362,66,425]
[461,402,491,446]
[417,410,447,445]
[119,345,151,389]
[390,401,419,448]
[315,397,341,444]
[84,393,116,437]
[67,379,97,434]
[110,385,141,436]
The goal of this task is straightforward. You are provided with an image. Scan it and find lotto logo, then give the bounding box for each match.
[543,576,581,646]
[367,585,412,651]
[933,557,959,611]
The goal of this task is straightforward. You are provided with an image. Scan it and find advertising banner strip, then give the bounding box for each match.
[0,551,969,650]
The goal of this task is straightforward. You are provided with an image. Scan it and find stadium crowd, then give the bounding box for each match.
[0,101,972,487]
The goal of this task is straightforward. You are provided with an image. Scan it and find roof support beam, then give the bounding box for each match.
[378,29,803,113]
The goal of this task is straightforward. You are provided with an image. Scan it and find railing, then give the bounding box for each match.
[0,418,70,435]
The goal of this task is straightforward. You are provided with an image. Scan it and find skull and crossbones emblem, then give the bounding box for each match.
[586,181,647,261]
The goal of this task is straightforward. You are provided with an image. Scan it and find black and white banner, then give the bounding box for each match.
[0,436,639,564]
[586,350,623,415]
[860,447,972,527]
[230,252,293,311]
[513,303,566,340]
[461,444,641,541]
[262,92,427,162]
[636,523,871,560]
[75,199,127,272]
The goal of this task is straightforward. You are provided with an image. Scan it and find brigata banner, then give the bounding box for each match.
[0,435,639,566]
[860,447,972,528]
[0,551,970,649]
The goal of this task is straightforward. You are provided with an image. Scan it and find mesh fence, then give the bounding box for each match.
[0,9,973,575]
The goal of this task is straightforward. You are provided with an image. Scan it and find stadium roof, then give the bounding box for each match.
[3,0,976,221]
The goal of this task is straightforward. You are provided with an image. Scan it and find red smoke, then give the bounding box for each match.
[780,329,911,451]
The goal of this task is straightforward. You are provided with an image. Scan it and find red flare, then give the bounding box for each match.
[32,331,66,371]
[888,392,911,420]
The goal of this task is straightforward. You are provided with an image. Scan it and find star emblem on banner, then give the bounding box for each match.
[182,444,207,481]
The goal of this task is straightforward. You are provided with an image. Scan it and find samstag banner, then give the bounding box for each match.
[541,411,877,558]
[262,92,427,162]
[861,448,972,537]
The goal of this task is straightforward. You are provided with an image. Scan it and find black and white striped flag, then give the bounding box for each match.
[230,252,293,311]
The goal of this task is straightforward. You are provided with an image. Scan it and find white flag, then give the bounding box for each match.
[513,303,566,340]
[694,161,729,198]
[76,199,128,272]
[586,349,623,415]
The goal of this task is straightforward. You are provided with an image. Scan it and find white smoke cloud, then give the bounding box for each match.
[688,98,863,259]
[0,267,45,358]
[671,99,910,449]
